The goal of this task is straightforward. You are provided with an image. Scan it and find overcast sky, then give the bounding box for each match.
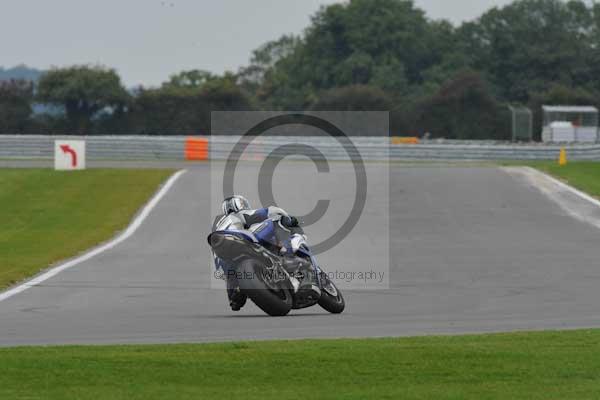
[1,0,514,87]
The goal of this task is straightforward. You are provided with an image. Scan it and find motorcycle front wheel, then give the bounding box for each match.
[237,259,293,317]
[318,273,345,314]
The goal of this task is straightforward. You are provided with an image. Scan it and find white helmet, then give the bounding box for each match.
[222,195,251,215]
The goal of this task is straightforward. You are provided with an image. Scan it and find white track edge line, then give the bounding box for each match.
[521,166,600,208]
[0,169,187,303]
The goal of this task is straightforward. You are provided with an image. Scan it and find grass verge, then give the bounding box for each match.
[0,169,174,289]
[1,330,600,399]
[509,161,600,198]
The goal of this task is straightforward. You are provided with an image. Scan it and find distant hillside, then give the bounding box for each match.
[0,65,44,82]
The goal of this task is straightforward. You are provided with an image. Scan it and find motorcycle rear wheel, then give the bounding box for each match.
[237,259,293,317]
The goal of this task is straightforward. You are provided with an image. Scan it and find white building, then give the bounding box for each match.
[542,105,599,143]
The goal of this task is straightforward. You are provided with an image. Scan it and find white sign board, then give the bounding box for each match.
[54,140,86,170]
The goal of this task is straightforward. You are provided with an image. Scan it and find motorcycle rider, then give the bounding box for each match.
[212,195,320,311]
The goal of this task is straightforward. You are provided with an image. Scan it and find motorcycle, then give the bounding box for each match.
[207,216,345,317]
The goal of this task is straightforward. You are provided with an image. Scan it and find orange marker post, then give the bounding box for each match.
[185,137,209,161]
[391,137,420,145]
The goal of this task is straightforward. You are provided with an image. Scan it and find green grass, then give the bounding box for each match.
[0,169,173,289]
[519,161,600,198]
[1,331,600,399]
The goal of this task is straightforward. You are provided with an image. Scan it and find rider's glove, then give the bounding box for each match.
[282,216,300,228]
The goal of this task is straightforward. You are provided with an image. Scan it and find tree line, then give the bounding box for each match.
[2,0,600,139]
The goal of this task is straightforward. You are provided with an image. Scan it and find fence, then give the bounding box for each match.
[2,135,600,161]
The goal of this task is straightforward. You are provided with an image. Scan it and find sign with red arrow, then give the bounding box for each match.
[55,140,86,170]
[60,145,78,167]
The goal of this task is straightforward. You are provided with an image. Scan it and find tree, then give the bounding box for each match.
[0,65,44,82]
[586,2,600,93]
[370,57,409,94]
[37,65,129,134]
[238,35,300,94]
[249,0,453,109]
[411,71,508,140]
[459,0,594,102]
[301,0,433,86]
[310,85,392,111]
[164,69,216,89]
[130,74,254,135]
[0,79,33,133]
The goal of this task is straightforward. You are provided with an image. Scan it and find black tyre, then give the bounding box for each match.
[237,259,293,317]
[318,274,345,314]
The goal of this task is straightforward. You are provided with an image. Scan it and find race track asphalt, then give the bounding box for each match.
[1,162,600,346]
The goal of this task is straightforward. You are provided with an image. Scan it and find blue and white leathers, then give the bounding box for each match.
[211,206,306,274]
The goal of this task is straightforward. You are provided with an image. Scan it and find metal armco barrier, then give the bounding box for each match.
[0,135,184,160]
[2,135,600,161]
